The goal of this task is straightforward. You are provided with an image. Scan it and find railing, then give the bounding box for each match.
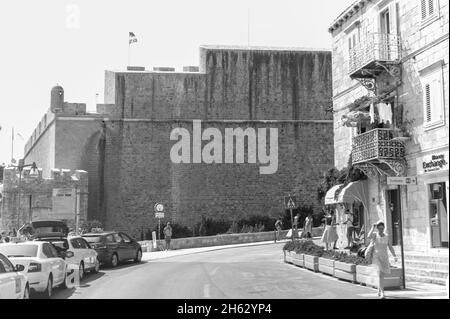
[352,128,405,165]
[349,33,401,76]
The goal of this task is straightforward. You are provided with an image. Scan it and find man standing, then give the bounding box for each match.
[293,213,300,239]
[304,212,313,239]
[163,222,173,251]
[274,218,283,243]
[344,209,354,249]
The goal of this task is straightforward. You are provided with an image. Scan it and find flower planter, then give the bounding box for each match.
[304,254,319,272]
[284,251,294,264]
[334,261,356,283]
[292,253,304,267]
[356,265,403,289]
[318,257,335,276]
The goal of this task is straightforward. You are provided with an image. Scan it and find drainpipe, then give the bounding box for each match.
[398,185,406,289]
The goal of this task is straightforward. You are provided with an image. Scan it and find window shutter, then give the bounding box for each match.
[428,0,435,16]
[421,0,428,20]
[425,84,432,122]
[389,2,398,35]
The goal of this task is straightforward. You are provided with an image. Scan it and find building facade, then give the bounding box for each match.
[23,46,334,238]
[329,0,448,284]
[0,167,88,233]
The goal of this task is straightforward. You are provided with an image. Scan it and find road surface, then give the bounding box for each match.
[52,243,376,299]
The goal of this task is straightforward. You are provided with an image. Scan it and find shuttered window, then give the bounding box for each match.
[422,68,445,129]
[421,0,438,21]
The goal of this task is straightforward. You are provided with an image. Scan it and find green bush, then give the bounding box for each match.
[79,220,103,234]
[151,223,193,239]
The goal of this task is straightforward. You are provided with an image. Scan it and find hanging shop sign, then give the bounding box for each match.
[417,151,449,175]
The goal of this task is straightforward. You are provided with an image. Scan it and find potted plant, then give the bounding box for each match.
[318,250,336,276]
[356,265,403,289]
[333,253,368,283]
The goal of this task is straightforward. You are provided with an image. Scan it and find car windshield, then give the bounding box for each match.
[82,236,102,243]
[0,245,38,257]
[44,239,69,250]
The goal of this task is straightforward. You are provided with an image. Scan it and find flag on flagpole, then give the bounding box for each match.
[129,32,138,45]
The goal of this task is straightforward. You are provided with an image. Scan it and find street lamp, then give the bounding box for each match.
[11,160,39,230]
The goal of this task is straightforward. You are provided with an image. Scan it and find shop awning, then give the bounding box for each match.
[337,181,368,205]
[324,184,344,205]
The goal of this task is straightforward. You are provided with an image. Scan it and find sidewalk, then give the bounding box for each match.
[142,239,289,261]
[357,281,448,299]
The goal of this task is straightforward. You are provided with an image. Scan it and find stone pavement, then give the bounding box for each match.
[142,239,448,299]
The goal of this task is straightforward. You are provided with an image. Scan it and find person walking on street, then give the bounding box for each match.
[274,218,283,243]
[163,222,173,251]
[367,220,398,299]
[321,210,338,250]
[293,213,300,239]
[304,212,313,239]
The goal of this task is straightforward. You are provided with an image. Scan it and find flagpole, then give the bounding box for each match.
[128,40,131,67]
[11,127,14,163]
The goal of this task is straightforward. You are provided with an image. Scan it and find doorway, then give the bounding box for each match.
[387,188,402,245]
[429,182,448,248]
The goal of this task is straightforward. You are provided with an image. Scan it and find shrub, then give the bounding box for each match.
[193,216,230,237]
[79,220,103,234]
[152,223,193,239]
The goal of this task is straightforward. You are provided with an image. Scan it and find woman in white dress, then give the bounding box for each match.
[367,220,398,298]
[321,210,338,250]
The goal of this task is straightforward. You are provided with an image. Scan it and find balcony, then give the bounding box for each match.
[349,33,402,79]
[352,128,405,167]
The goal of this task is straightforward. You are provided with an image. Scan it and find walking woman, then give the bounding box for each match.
[321,210,338,250]
[367,220,398,298]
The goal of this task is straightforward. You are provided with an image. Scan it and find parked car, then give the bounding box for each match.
[82,231,142,268]
[0,241,73,298]
[0,253,29,299]
[34,235,100,281]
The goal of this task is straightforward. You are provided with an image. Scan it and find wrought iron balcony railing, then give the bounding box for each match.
[349,33,402,78]
[352,128,405,165]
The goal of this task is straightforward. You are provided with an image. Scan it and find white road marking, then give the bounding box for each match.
[204,283,211,298]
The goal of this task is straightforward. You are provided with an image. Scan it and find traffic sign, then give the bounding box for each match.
[155,212,165,218]
[387,176,417,185]
[154,203,165,218]
[284,195,297,209]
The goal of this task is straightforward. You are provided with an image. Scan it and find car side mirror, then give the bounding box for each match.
[65,251,74,258]
[15,264,25,272]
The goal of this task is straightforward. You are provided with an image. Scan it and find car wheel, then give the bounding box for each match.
[23,284,30,299]
[134,249,142,263]
[79,262,85,282]
[110,253,118,268]
[42,275,53,299]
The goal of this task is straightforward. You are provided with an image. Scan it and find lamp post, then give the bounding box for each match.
[11,160,39,230]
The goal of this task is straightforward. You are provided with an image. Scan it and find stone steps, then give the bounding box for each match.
[405,273,447,286]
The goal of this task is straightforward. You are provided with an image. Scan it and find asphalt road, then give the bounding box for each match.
[52,243,377,299]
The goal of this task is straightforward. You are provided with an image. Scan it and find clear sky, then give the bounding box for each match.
[0,0,355,165]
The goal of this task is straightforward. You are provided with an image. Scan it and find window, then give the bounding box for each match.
[79,238,91,249]
[113,233,123,243]
[421,0,439,23]
[0,255,14,272]
[42,243,54,258]
[347,27,360,54]
[422,68,445,129]
[105,235,115,243]
[71,239,82,249]
[120,233,132,243]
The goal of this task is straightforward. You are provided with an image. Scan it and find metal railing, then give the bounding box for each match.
[349,33,401,76]
[352,128,405,164]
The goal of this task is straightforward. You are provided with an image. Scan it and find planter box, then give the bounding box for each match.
[356,265,403,289]
[318,257,335,276]
[284,251,294,264]
[334,261,357,283]
[292,253,304,267]
[304,255,319,272]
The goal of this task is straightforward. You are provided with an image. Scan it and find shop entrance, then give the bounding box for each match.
[387,189,402,246]
[429,182,448,248]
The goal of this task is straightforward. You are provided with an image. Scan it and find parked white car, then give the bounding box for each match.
[0,241,71,298]
[35,235,100,281]
[0,253,29,299]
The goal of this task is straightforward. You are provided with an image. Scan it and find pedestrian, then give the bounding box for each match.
[344,209,355,249]
[321,210,338,250]
[293,213,300,239]
[274,218,283,243]
[367,220,398,299]
[163,222,173,251]
[303,212,313,239]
